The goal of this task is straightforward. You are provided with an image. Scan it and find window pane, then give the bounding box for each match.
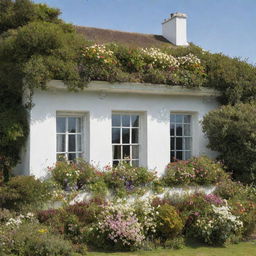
[131,115,139,127]
[57,134,65,152]
[77,118,82,132]
[170,124,175,136]
[170,114,175,123]
[113,145,121,159]
[122,128,130,143]
[132,145,139,159]
[171,151,175,162]
[112,115,121,126]
[132,128,139,143]
[68,117,76,133]
[176,124,183,136]
[175,115,183,123]
[68,153,76,161]
[176,151,183,160]
[57,117,66,133]
[185,151,191,160]
[184,124,191,136]
[123,145,130,159]
[185,137,192,150]
[77,134,82,151]
[132,160,139,167]
[68,135,76,152]
[176,138,183,150]
[171,138,175,150]
[122,115,130,127]
[112,128,120,143]
[184,115,191,123]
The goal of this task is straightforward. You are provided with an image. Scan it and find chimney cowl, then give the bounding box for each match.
[170,12,187,19]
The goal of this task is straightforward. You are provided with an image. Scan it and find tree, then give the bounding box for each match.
[0,0,84,181]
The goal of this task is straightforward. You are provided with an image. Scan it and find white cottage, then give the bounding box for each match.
[16,13,220,178]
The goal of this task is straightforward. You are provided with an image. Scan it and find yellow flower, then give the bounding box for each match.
[38,229,48,233]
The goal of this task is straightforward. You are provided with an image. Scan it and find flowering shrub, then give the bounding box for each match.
[191,205,243,245]
[177,53,204,75]
[49,161,81,190]
[90,201,145,250]
[232,200,256,237]
[141,48,179,70]
[162,156,229,186]
[82,44,117,66]
[104,163,157,197]
[133,198,158,237]
[49,160,107,195]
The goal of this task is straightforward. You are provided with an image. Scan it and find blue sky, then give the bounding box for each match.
[33,0,256,64]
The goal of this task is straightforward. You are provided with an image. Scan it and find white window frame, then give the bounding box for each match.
[170,113,193,162]
[112,112,141,167]
[56,114,84,161]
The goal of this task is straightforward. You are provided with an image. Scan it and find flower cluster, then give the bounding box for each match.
[95,201,145,248]
[133,198,158,235]
[141,48,179,70]
[204,194,224,206]
[5,212,36,227]
[163,156,228,186]
[82,44,117,65]
[193,205,243,245]
[177,53,201,66]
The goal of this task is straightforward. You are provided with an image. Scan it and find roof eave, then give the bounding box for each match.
[46,80,220,97]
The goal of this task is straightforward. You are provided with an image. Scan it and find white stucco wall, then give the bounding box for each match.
[16,81,219,178]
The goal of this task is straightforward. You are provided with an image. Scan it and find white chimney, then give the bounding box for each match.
[162,12,188,46]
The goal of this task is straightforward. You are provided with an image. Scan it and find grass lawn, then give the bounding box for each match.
[88,241,256,256]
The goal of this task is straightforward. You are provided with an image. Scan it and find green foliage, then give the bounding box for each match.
[0,1,85,180]
[0,0,61,33]
[155,204,183,244]
[0,222,79,256]
[0,176,51,211]
[162,156,228,186]
[202,102,256,184]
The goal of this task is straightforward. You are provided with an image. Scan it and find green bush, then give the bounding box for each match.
[0,223,79,256]
[155,204,183,244]
[162,156,228,186]
[0,176,51,211]
[202,102,256,184]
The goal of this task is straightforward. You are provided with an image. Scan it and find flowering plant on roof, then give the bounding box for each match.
[141,47,179,70]
[82,44,118,66]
